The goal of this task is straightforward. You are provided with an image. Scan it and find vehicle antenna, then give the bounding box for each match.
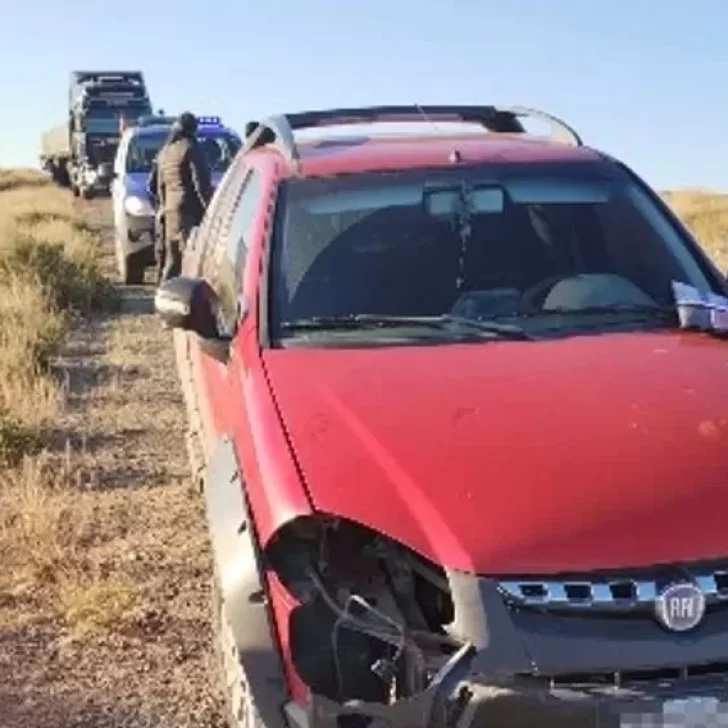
[414,103,442,133]
[414,103,462,162]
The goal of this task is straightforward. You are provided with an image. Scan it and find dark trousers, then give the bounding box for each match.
[155,237,182,285]
[154,212,196,285]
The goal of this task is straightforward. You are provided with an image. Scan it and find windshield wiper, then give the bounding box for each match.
[279,314,532,340]
[520,304,677,320]
[440,315,532,339]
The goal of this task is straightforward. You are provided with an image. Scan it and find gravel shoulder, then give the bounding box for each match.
[0,198,226,727]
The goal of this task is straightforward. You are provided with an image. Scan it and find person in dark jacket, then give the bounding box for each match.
[148,112,212,284]
[147,153,165,280]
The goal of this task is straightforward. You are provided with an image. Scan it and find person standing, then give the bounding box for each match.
[147,153,165,283]
[148,112,212,284]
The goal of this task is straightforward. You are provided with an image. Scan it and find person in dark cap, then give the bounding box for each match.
[148,112,212,284]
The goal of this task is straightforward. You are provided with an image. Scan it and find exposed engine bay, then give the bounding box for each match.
[267,516,465,705]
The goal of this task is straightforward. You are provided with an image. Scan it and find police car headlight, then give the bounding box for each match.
[124,196,154,217]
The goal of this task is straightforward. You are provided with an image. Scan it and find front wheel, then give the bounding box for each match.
[212,579,265,728]
[118,248,146,285]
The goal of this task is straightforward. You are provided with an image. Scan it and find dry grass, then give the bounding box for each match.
[0,173,224,726]
[0,455,92,588]
[106,321,148,374]
[0,168,119,634]
[662,189,728,270]
[0,169,102,433]
[0,167,54,193]
[58,576,136,637]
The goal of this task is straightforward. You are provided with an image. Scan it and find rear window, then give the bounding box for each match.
[268,161,717,343]
[125,131,241,173]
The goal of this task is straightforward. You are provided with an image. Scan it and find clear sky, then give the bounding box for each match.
[1,0,727,191]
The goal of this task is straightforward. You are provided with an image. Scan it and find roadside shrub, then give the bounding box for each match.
[0,237,104,312]
[0,169,107,428]
[0,168,52,193]
[663,190,728,270]
[0,415,42,467]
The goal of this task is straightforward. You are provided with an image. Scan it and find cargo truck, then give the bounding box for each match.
[40,71,155,199]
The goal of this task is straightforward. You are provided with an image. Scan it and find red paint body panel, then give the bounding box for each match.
[265,571,309,705]
[262,331,728,575]
[195,158,312,542]
[233,345,313,540]
[296,135,601,178]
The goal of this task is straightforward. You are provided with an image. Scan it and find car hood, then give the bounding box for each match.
[263,331,728,575]
[124,170,224,198]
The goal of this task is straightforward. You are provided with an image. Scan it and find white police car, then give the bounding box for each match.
[110,115,241,284]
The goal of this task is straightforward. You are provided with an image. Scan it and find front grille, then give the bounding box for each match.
[521,661,728,689]
[498,565,728,613]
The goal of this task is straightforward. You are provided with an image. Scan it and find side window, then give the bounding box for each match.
[198,156,246,279]
[214,168,264,334]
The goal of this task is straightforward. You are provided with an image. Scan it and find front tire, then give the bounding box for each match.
[118,248,146,285]
[56,164,71,188]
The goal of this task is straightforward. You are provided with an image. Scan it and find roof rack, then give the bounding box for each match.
[71,71,145,87]
[242,104,582,170]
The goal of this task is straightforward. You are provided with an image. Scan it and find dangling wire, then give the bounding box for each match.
[453,181,474,292]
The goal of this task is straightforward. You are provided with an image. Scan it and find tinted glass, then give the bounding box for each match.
[269,161,716,342]
[215,169,264,333]
[83,108,147,134]
[83,111,126,134]
[125,132,167,172]
[125,131,241,173]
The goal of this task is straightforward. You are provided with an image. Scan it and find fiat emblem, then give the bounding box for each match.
[655,582,706,632]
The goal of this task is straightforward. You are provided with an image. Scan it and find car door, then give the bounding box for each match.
[111,134,129,236]
[182,155,248,452]
[194,164,266,441]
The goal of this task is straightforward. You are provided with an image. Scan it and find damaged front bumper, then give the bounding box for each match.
[286,647,728,728]
[238,514,728,728]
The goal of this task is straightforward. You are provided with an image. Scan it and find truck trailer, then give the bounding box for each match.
[40,70,155,199]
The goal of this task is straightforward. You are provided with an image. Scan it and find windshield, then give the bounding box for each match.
[125,131,242,173]
[84,108,147,135]
[269,161,718,345]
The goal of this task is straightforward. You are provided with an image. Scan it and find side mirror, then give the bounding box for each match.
[154,276,231,363]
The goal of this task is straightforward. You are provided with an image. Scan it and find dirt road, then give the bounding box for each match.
[0,199,226,727]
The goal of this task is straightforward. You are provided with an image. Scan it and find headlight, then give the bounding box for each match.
[84,169,97,184]
[124,195,154,217]
[266,514,459,706]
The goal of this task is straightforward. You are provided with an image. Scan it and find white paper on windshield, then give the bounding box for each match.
[705,292,728,332]
[672,280,706,306]
[670,280,728,331]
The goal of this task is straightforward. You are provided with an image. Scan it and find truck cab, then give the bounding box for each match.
[39,70,156,196]
[69,71,153,199]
